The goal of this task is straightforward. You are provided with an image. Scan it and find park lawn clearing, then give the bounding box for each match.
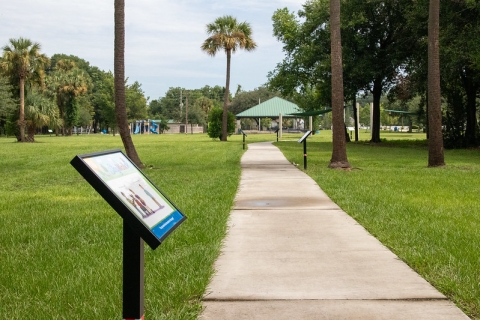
[275,138,480,319]
[0,134,244,319]
[2,131,478,319]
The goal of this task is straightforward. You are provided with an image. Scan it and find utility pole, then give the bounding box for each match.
[180,89,183,120]
[185,91,188,134]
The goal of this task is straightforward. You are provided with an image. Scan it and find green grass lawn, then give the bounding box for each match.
[1,130,479,319]
[274,134,480,319]
[0,134,245,319]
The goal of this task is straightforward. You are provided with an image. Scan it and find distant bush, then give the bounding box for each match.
[207,107,235,139]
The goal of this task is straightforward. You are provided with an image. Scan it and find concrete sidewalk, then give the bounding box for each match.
[200,142,469,319]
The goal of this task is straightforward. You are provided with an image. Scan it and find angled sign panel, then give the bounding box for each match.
[71,149,186,249]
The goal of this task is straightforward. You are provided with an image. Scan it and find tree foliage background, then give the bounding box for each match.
[1,0,479,147]
[268,0,480,147]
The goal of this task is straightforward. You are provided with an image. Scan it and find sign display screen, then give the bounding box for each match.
[298,130,312,143]
[71,150,186,249]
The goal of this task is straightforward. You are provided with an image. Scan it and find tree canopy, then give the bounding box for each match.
[229,86,281,116]
[1,37,50,141]
[0,39,150,138]
[269,0,480,148]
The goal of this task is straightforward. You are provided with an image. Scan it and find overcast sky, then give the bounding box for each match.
[1,0,304,101]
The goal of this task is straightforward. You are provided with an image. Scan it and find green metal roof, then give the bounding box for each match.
[235,97,301,118]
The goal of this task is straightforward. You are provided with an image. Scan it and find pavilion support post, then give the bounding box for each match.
[279,113,283,138]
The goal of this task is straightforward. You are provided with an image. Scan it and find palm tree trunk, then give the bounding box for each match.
[26,123,36,142]
[328,0,350,169]
[427,0,445,167]
[18,77,26,142]
[221,49,231,141]
[114,0,144,168]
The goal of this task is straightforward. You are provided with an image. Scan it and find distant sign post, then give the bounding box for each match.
[240,130,247,150]
[274,128,280,142]
[71,150,186,320]
[298,131,312,169]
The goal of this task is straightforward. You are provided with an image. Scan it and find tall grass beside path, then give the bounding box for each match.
[275,139,480,319]
[0,134,243,319]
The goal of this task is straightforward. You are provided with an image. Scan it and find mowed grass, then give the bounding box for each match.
[2,130,479,319]
[0,134,246,319]
[274,132,480,319]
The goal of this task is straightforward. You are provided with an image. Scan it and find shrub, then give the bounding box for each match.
[207,107,235,139]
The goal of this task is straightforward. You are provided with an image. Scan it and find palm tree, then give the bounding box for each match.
[201,15,257,141]
[25,88,59,141]
[114,0,143,168]
[329,0,351,169]
[49,64,90,135]
[427,0,445,167]
[1,38,49,142]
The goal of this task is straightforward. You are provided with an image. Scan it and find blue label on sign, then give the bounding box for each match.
[151,210,184,239]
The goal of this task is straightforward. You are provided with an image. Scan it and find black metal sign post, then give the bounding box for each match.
[240,130,247,150]
[303,139,307,169]
[123,222,144,320]
[275,128,279,142]
[298,131,312,170]
[70,150,186,320]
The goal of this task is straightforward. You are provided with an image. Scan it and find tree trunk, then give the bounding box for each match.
[221,49,231,141]
[465,87,477,147]
[26,123,36,142]
[353,97,358,142]
[370,79,382,143]
[344,124,351,142]
[463,66,478,147]
[17,77,26,142]
[114,0,144,168]
[427,0,445,167]
[328,0,350,169]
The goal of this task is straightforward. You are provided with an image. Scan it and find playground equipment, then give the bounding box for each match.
[131,120,159,134]
[150,121,159,134]
[129,119,203,134]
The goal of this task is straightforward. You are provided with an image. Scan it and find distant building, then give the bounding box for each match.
[165,121,203,134]
[130,120,203,134]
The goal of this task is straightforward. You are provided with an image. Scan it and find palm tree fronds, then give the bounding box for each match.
[201,15,257,141]
[201,17,257,57]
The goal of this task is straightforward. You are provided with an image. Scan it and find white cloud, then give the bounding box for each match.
[1,0,303,98]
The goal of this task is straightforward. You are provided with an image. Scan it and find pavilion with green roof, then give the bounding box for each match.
[235,97,302,118]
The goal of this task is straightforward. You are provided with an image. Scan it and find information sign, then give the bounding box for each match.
[71,149,186,250]
[298,130,312,143]
[297,131,312,169]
